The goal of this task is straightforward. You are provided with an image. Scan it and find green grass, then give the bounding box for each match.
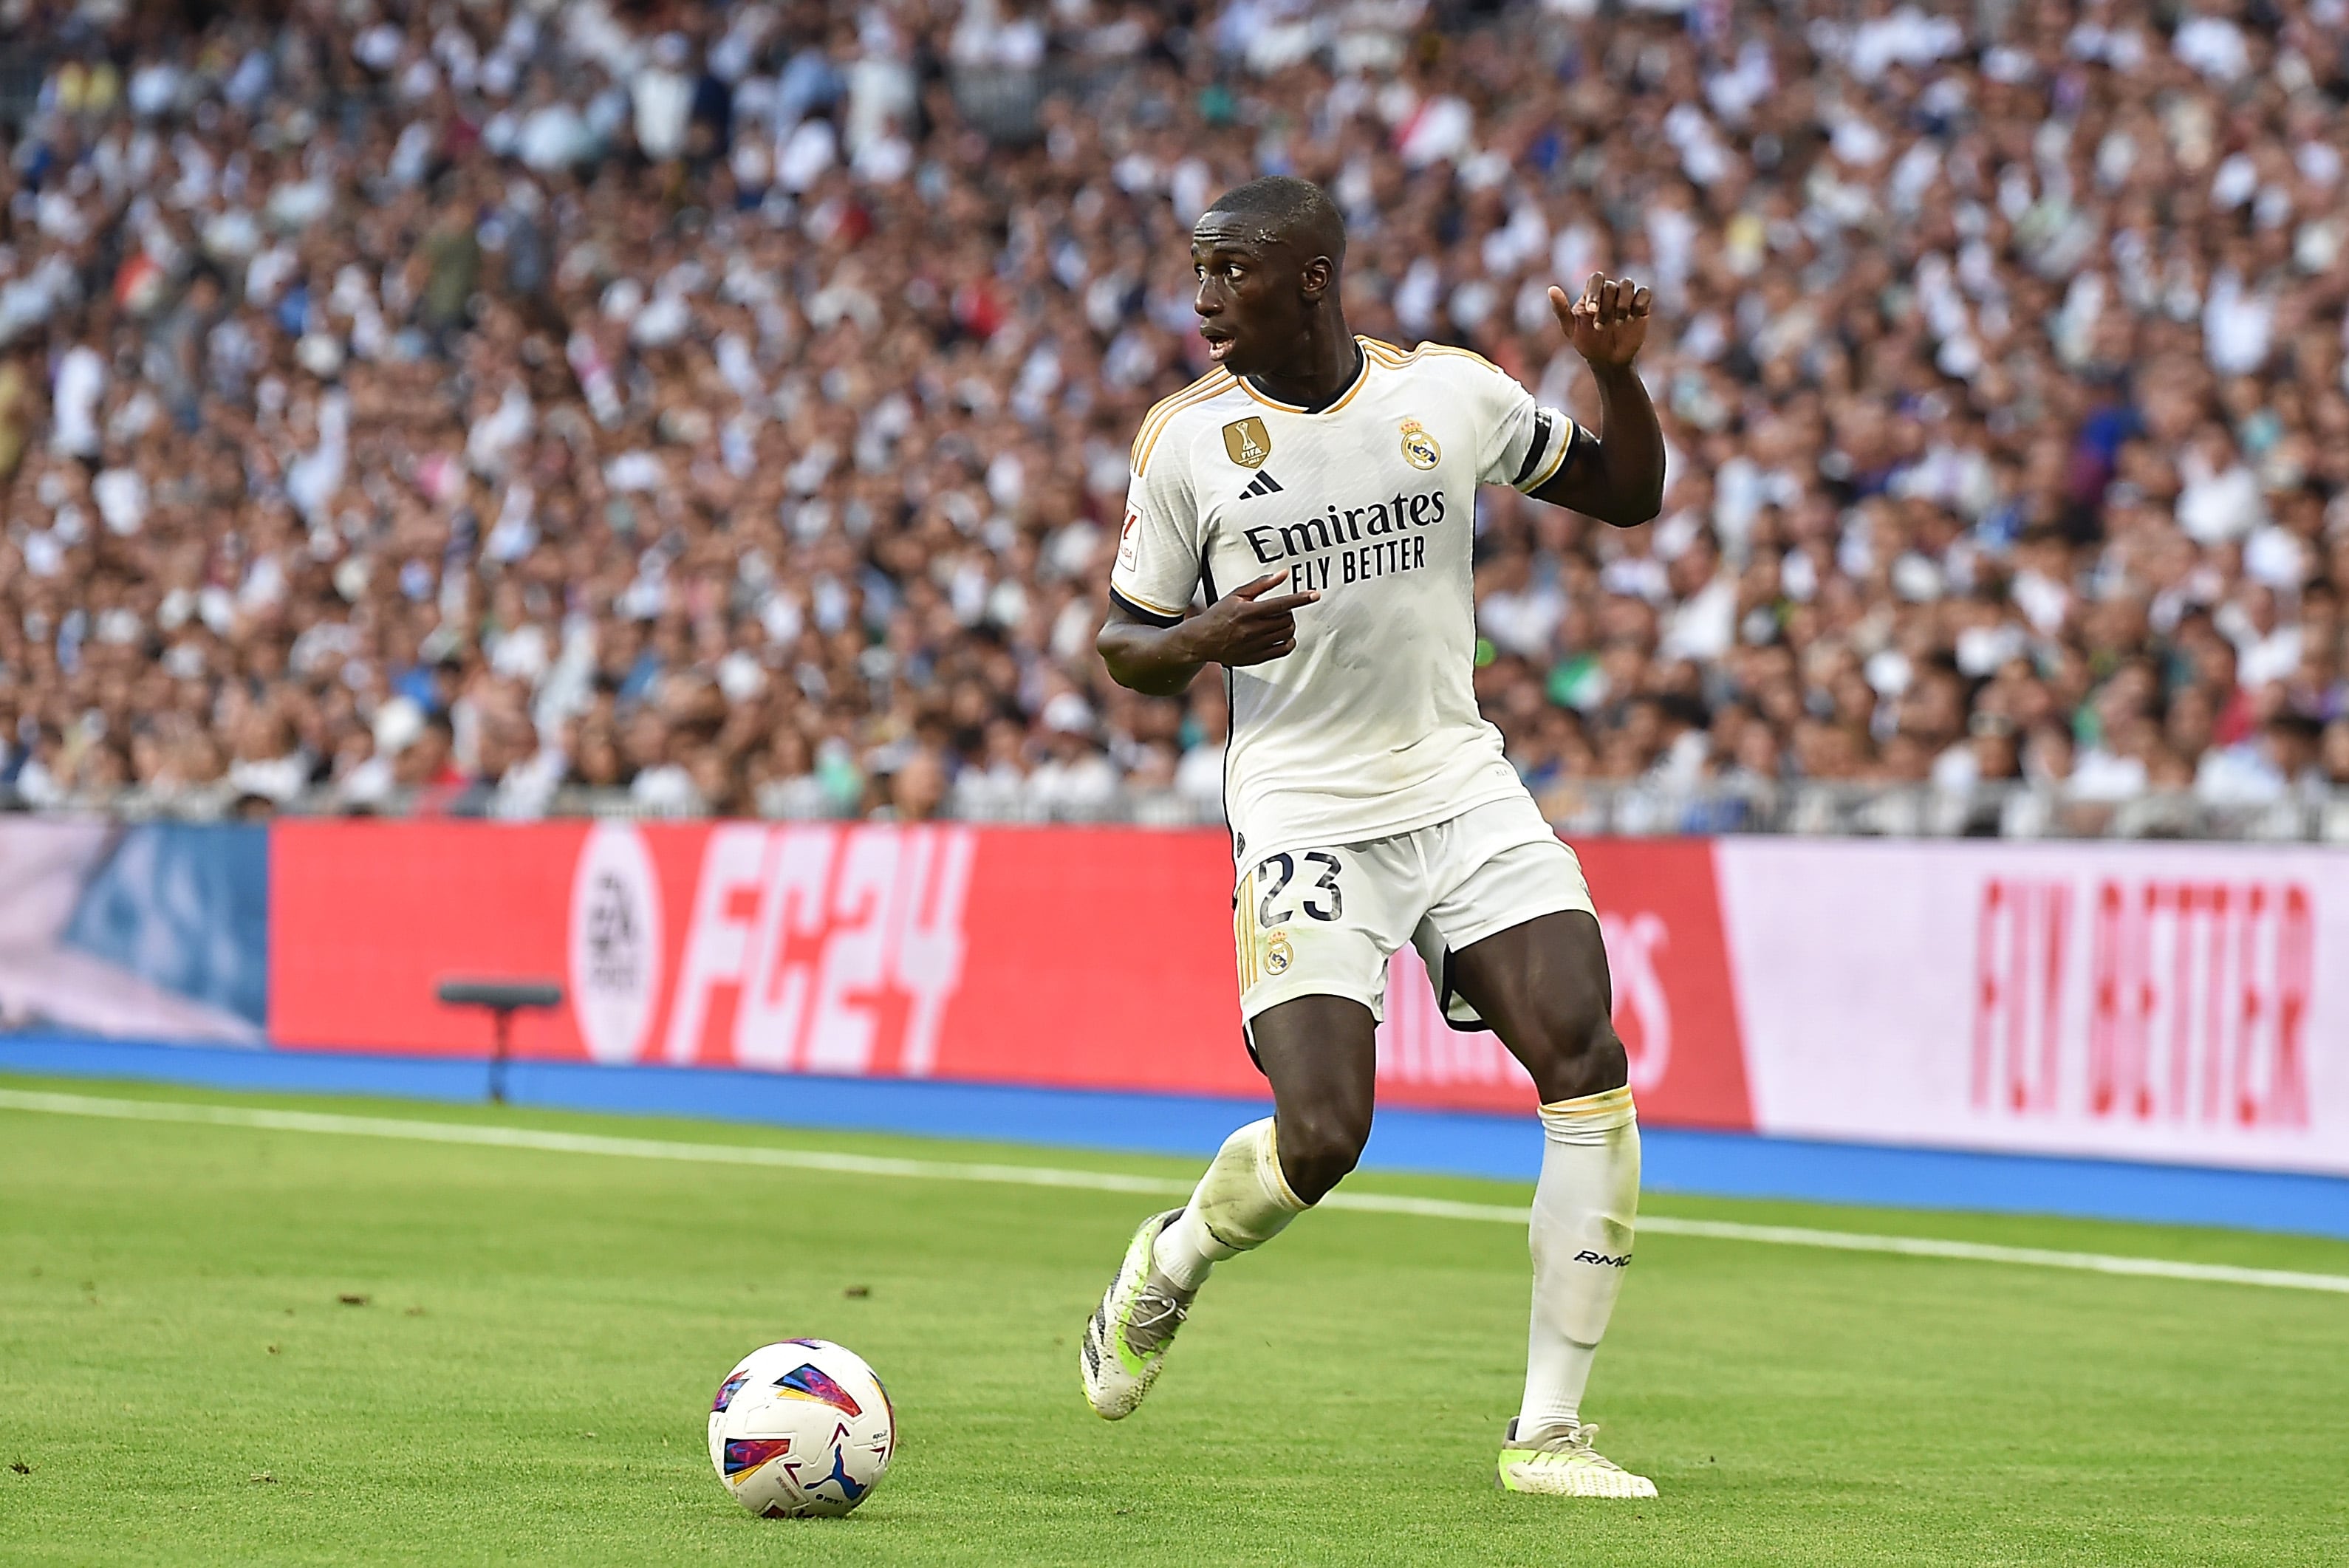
[1,1074,2345,1567]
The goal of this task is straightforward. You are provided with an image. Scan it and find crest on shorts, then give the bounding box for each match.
[1399,417,1440,470]
[1263,929,1293,976]
[1222,417,1272,469]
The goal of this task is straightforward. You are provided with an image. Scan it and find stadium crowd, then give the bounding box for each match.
[3,0,2349,829]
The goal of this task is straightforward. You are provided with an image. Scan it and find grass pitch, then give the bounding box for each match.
[2,1075,2345,1567]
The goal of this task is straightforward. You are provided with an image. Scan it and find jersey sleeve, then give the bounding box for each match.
[1466,359,1581,494]
[1107,436,1203,627]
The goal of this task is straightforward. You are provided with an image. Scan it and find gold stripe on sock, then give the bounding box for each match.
[1539,1084,1635,1120]
[1536,1089,1637,1146]
[1260,1122,1308,1212]
[1536,1086,1637,1140]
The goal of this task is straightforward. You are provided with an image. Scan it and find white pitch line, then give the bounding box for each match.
[4,1087,2345,1297]
[0,1088,1194,1198]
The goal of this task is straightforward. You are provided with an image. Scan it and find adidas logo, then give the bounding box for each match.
[1237,470,1285,499]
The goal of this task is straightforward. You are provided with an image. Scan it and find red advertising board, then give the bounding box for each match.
[270,821,1754,1126]
[1372,839,1751,1126]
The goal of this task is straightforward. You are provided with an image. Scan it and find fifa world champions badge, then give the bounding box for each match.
[1223,416,1272,468]
[1399,417,1440,470]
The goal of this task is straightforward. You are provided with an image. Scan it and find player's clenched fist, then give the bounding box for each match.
[1548,274,1651,369]
[1181,571,1318,666]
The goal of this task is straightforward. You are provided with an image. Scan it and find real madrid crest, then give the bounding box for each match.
[1264,928,1293,976]
[1399,417,1441,470]
[1222,416,1272,469]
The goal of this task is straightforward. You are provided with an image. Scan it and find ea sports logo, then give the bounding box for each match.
[569,823,665,1064]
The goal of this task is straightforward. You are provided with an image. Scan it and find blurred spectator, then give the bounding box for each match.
[1026,691,1118,819]
[881,745,949,821]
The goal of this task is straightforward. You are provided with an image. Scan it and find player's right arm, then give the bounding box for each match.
[1098,414,1318,696]
[1532,275,1664,528]
[1098,572,1321,696]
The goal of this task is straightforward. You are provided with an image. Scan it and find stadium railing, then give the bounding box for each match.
[948,61,1118,143]
[10,781,2349,842]
[0,50,47,129]
[1538,780,2349,843]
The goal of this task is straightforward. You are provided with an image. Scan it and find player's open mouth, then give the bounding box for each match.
[1202,329,1234,362]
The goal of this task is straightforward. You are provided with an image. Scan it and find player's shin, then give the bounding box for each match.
[1153,1117,1308,1293]
[1517,1085,1640,1441]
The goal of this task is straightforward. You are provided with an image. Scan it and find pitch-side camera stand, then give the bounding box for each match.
[434,978,565,1105]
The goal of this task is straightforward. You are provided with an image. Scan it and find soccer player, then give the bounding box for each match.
[1082,177,1664,1498]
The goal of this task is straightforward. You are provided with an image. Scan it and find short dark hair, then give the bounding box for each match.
[1201,176,1347,264]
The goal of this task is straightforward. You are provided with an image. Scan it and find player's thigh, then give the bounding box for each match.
[1418,809,1624,1101]
[1447,910,1624,1102]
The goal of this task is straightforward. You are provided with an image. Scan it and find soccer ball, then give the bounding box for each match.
[707,1339,896,1518]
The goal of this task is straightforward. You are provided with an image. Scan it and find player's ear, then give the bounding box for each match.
[1299,256,1333,301]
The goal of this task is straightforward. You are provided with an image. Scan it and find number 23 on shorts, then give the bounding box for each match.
[1234,850,1344,986]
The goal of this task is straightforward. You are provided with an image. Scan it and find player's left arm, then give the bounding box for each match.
[1529,275,1664,529]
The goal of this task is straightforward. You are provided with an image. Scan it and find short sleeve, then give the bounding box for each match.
[1107,448,1201,627]
[1467,360,1581,494]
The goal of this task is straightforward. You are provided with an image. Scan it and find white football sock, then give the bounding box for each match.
[1153,1117,1308,1293]
[1516,1085,1640,1442]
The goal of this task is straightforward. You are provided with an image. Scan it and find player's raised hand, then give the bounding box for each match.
[1185,570,1317,666]
[1548,275,1651,369]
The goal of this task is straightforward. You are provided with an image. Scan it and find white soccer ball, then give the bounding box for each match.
[707,1339,896,1518]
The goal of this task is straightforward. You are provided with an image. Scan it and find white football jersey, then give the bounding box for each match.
[1109,336,1580,857]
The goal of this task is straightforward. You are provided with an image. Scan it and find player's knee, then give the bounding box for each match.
[1527,1002,1627,1105]
[1277,1107,1369,1205]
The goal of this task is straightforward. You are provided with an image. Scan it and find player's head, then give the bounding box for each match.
[1190,177,1347,376]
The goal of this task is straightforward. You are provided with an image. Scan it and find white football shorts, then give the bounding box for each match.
[1231,792,1595,1027]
